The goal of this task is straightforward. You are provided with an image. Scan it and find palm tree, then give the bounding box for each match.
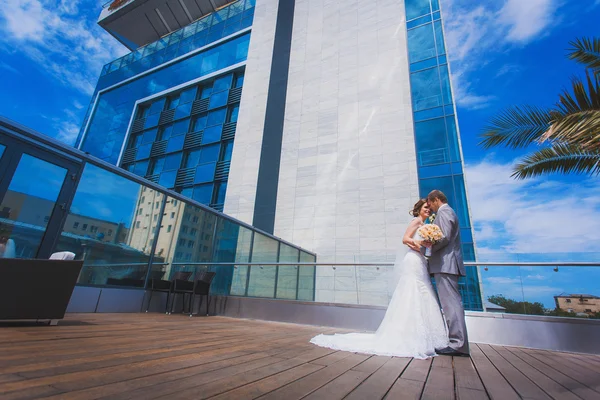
[479,37,600,179]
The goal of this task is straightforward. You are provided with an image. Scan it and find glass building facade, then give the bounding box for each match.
[75,0,254,212]
[405,0,482,310]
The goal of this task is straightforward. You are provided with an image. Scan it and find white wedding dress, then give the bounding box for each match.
[310,229,449,359]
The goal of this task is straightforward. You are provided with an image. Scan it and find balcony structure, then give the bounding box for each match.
[98,0,235,50]
[1,313,599,399]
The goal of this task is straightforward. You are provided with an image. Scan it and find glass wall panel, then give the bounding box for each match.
[247,232,278,297]
[209,217,241,294]
[407,23,436,63]
[414,118,448,166]
[298,251,316,301]
[411,67,442,111]
[405,0,431,20]
[276,243,299,299]
[0,154,67,259]
[230,227,253,295]
[151,198,216,281]
[434,20,445,55]
[0,143,5,159]
[54,164,156,287]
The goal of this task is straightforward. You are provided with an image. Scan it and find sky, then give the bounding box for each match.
[1,0,599,308]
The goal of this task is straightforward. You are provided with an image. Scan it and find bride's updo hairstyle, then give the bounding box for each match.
[410,199,427,217]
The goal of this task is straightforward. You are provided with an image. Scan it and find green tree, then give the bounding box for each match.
[480,37,600,179]
[487,295,546,315]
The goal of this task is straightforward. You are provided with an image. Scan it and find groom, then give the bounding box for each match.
[425,190,470,357]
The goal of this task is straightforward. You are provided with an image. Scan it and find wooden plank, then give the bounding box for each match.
[421,356,455,400]
[302,369,370,400]
[345,357,410,400]
[400,358,432,382]
[310,351,353,366]
[351,355,390,374]
[506,347,600,400]
[522,349,600,394]
[469,344,519,400]
[167,357,315,399]
[494,345,579,400]
[478,344,551,400]
[256,353,369,400]
[209,363,324,400]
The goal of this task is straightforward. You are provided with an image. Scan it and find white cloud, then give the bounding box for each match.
[0,61,21,75]
[0,0,127,96]
[441,0,560,108]
[465,158,600,255]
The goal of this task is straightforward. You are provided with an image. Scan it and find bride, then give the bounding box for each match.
[310,199,449,359]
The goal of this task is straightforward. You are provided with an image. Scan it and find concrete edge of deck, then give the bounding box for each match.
[65,286,600,355]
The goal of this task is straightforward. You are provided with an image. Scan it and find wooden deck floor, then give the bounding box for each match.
[0,314,599,400]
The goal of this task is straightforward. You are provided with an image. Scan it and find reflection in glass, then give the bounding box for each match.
[0,154,67,258]
[247,233,278,297]
[54,164,157,287]
[298,251,316,301]
[277,243,299,299]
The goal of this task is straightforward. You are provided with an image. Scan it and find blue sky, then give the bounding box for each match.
[1,0,599,307]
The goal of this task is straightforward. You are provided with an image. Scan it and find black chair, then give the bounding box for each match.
[187,271,216,317]
[168,271,196,314]
[147,271,192,313]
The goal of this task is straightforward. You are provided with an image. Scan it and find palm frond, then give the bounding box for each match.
[568,37,600,76]
[479,105,557,149]
[512,144,600,179]
[540,71,600,152]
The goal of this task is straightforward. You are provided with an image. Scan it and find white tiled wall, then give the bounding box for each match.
[223,0,279,224]
[274,0,420,304]
[227,0,420,306]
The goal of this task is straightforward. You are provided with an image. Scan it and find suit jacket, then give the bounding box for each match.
[428,205,465,276]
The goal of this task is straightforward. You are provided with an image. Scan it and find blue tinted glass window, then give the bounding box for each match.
[144,113,160,129]
[134,160,149,175]
[174,102,192,120]
[164,152,183,170]
[213,74,232,92]
[414,106,444,121]
[202,125,222,144]
[228,105,239,122]
[439,65,452,105]
[184,148,201,168]
[434,20,445,55]
[142,128,158,144]
[180,187,193,197]
[414,118,448,166]
[234,72,244,88]
[207,108,227,125]
[405,0,431,20]
[199,84,213,99]
[194,162,216,184]
[192,183,213,204]
[136,143,152,160]
[445,116,461,162]
[172,118,190,136]
[411,67,442,111]
[209,91,228,109]
[432,0,440,12]
[148,98,166,115]
[180,87,197,104]
[166,134,185,153]
[150,157,165,174]
[0,144,5,160]
[167,94,180,109]
[192,114,208,131]
[200,144,220,163]
[453,174,470,228]
[158,124,173,141]
[407,24,436,63]
[159,170,177,188]
[130,133,143,148]
[221,140,233,161]
[215,182,227,204]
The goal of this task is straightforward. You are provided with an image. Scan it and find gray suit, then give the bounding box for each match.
[428,204,469,354]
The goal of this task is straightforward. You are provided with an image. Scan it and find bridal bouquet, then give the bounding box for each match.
[417,224,444,257]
